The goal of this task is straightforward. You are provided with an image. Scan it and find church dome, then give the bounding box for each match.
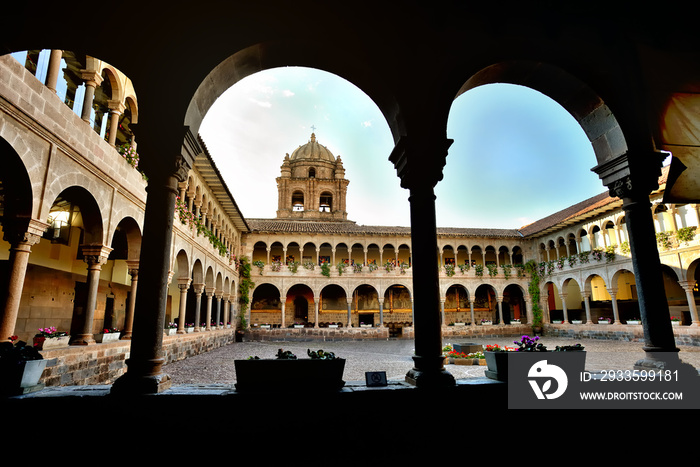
[289,133,336,163]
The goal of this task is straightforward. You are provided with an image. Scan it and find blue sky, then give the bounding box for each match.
[199,67,606,229]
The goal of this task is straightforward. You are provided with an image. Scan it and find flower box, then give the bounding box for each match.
[360,324,372,328]
[481,321,493,326]
[33,335,70,350]
[571,320,583,324]
[0,359,47,395]
[186,327,194,333]
[598,319,611,325]
[453,322,465,327]
[260,324,271,329]
[293,325,305,329]
[164,328,177,336]
[551,320,563,324]
[484,351,510,381]
[626,320,641,325]
[485,350,586,382]
[94,332,121,343]
[234,358,346,392]
[328,324,339,328]
[671,321,680,326]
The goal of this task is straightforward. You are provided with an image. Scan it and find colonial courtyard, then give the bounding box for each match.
[2,4,699,414]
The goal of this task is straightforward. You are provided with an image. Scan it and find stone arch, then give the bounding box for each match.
[502,283,526,323]
[301,241,317,264]
[184,47,398,147]
[46,185,104,245]
[456,60,626,168]
[0,137,33,228]
[204,266,214,289]
[285,283,314,325]
[250,282,282,325]
[109,216,142,261]
[351,242,365,265]
[474,283,497,320]
[252,241,267,263]
[286,241,301,264]
[191,259,204,285]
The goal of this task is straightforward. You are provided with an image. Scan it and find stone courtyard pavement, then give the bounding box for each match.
[164,336,700,385]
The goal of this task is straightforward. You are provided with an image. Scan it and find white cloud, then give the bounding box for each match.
[249,97,272,108]
[361,120,372,127]
[282,90,295,97]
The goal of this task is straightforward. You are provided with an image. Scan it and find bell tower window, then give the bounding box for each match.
[292,191,305,211]
[319,192,332,212]
[309,168,316,178]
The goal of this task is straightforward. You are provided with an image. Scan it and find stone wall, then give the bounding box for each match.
[246,326,391,342]
[544,323,700,346]
[38,328,238,387]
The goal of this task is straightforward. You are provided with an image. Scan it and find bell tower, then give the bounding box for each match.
[276,132,349,221]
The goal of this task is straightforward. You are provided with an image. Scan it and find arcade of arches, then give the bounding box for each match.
[2,3,700,394]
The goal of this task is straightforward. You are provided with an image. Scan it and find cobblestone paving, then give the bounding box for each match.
[164,336,700,385]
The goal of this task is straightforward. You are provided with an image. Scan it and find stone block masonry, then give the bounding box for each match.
[37,329,238,387]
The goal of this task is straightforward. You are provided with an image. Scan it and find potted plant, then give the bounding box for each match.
[164,323,178,335]
[0,336,47,395]
[95,327,121,343]
[481,318,493,326]
[626,318,641,325]
[598,317,611,324]
[671,316,681,326]
[483,344,516,381]
[33,326,70,350]
[234,348,346,392]
[186,323,195,333]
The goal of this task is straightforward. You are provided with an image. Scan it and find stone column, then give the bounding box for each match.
[122,261,139,339]
[439,299,445,325]
[680,281,699,326]
[193,283,204,331]
[205,287,214,330]
[314,299,319,327]
[223,293,231,326]
[560,292,569,322]
[524,297,533,325]
[281,300,286,328]
[469,299,475,326]
[111,153,190,395]
[582,291,592,323]
[497,297,504,324]
[177,278,191,334]
[0,220,47,342]
[107,101,125,146]
[593,151,693,373]
[80,70,103,123]
[390,135,455,388]
[72,245,112,345]
[44,49,63,93]
[215,292,222,327]
[607,288,620,324]
[378,298,385,327]
[346,298,353,327]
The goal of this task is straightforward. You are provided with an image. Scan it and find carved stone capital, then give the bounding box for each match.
[2,218,50,247]
[81,244,113,266]
[389,136,453,190]
[126,260,140,277]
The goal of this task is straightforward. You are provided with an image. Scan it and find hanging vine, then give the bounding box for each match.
[524,260,543,327]
[237,256,254,330]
